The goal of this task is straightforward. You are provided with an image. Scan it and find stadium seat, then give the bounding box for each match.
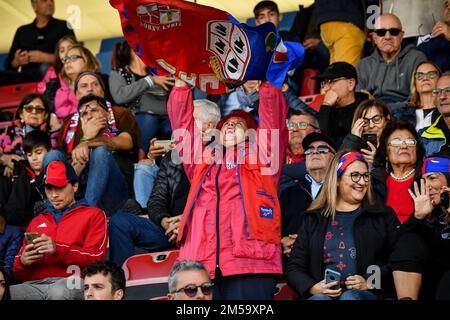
[299,94,324,112]
[96,51,113,75]
[99,36,125,53]
[0,82,39,112]
[274,280,299,300]
[122,249,179,286]
[0,54,7,71]
[300,68,319,96]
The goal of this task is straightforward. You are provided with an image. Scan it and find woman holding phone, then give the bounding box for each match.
[286,149,399,300]
[341,99,392,165]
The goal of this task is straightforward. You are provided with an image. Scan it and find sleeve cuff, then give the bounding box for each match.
[144,75,154,88]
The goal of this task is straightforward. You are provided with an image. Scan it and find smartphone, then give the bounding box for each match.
[24,232,39,244]
[324,268,341,290]
[362,133,377,150]
[441,192,450,209]
[154,140,174,153]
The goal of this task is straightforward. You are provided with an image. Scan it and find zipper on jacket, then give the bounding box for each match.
[214,162,222,280]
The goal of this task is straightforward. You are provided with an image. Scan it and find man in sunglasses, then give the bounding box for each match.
[356,14,426,107]
[167,260,213,300]
[313,62,369,148]
[421,73,450,157]
[279,132,336,258]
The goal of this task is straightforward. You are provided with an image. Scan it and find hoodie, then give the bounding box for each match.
[356,44,427,101]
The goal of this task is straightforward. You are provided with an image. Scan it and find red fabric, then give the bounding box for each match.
[13,205,108,282]
[216,109,257,131]
[285,147,304,164]
[386,176,415,224]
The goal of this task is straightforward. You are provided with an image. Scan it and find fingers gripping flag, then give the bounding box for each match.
[110,0,305,94]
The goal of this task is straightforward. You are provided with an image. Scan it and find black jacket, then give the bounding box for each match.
[285,202,399,299]
[147,151,190,226]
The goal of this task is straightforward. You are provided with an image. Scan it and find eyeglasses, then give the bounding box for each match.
[388,138,417,147]
[172,283,214,297]
[344,172,370,183]
[415,71,439,80]
[362,115,383,127]
[287,121,317,130]
[23,104,46,114]
[373,28,402,37]
[320,77,348,88]
[79,103,100,116]
[304,144,333,155]
[432,87,450,96]
[62,55,83,64]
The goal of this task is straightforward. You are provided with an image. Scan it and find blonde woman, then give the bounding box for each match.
[286,149,399,300]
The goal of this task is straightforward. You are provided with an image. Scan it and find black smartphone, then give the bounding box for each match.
[362,133,377,150]
[441,192,450,209]
[324,268,341,290]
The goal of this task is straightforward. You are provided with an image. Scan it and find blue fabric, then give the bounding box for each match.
[309,290,377,300]
[417,36,450,73]
[133,163,159,209]
[323,209,361,281]
[212,273,277,300]
[135,113,171,153]
[108,211,174,267]
[0,224,23,284]
[44,199,89,224]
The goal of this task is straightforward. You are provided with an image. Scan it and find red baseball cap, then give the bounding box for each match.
[44,161,78,187]
[216,110,258,131]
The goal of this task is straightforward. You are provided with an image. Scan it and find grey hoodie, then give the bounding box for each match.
[356,44,427,101]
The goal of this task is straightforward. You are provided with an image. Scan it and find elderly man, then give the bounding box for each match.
[10,160,107,300]
[315,62,369,148]
[279,132,336,257]
[357,13,427,105]
[1,0,75,85]
[421,72,450,156]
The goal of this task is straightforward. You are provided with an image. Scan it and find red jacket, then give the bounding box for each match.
[13,203,108,282]
[168,83,287,278]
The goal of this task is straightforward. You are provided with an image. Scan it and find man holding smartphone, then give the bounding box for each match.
[10,160,107,300]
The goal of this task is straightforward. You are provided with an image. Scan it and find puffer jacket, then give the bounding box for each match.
[147,150,189,226]
[356,44,427,101]
[168,83,287,279]
[0,217,23,283]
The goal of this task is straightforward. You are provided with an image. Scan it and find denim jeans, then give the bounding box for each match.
[44,148,128,216]
[10,277,84,300]
[309,290,377,301]
[135,113,172,153]
[133,163,159,209]
[108,211,174,267]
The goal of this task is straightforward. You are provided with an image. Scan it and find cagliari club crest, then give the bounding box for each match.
[137,3,181,30]
[206,20,251,82]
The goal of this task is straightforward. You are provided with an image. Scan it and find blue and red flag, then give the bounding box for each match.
[110,0,304,94]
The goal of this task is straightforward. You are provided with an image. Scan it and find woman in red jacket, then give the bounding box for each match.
[168,79,288,300]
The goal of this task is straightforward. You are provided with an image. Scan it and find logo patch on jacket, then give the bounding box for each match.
[37,222,47,228]
[259,206,273,219]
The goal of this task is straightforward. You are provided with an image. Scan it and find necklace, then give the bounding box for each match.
[390,168,415,181]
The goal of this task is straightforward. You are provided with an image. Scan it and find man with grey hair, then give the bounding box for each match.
[109,99,221,267]
[356,13,427,105]
[167,260,213,300]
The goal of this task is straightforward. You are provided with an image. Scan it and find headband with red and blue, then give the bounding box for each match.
[422,157,450,175]
[337,152,365,176]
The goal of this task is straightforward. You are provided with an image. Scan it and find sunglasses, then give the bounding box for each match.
[345,172,370,183]
[173,283,214,297]
[432,87,450,96]
[373,28,402,37]
[62,54,83,64]
[23,104,46,114]
[304,144,333,155]
[415,71,439,80]
[362,115,383,127]
[320,77,348,88]
[388,138,417,147]
[287,121,317,130]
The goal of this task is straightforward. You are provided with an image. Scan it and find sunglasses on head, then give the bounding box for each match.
[374,28,402,37]
[173,283,214,297]
[23,104,46,114]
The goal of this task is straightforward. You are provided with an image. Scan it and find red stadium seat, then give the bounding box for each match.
[0,82,39,112]
[299,94,324,112]
[274,280,299,300]
[300,68,319,96]
[122,249,179,287]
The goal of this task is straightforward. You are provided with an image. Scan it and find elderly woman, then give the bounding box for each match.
[372,120,426,223]
[0,93,52,177]
[286,149,399,300]
[393,62,442,132]
[391,155,450,300]
[341,99,392,164]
